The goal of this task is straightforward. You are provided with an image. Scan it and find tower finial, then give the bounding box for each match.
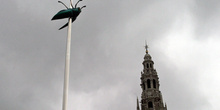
[145,40,148,53]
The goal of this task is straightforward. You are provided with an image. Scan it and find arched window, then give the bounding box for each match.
[150,63,152,68]
[153,79,156,88]
[147,63,149,68]
[147,79,151,88]
[148,101,153,108]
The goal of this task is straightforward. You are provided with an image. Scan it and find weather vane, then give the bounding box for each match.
[51,0,86,30]
[51,1,86,110]
[145,40,149,53]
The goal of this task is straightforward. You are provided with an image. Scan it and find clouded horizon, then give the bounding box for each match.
[1,0,220,110]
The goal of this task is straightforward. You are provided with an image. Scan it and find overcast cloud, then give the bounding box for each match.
[1,0,220,110]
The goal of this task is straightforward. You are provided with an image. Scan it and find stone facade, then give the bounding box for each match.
[137,45,167,110]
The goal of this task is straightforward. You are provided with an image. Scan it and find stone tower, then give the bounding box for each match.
[137,44,167,110]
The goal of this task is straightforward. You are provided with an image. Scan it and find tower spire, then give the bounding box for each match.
[137,97,140,110]
[140,43,167,110]
[145,41,149,53]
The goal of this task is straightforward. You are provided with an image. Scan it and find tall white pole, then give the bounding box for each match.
[62,1,73,110]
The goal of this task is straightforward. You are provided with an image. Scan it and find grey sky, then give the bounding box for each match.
[1,0,220,110]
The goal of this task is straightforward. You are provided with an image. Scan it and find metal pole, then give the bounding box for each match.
[62,1,73,110]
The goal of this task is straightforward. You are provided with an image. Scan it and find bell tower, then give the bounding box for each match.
[138,44,167,110]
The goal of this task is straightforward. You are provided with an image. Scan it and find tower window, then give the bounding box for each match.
[147,79,151,88]
[150,63,152,68]
[148,101,153,108]
[147,63,149,68]
[153,79,156,88]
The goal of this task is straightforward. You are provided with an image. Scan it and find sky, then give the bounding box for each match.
[1,0,220,110]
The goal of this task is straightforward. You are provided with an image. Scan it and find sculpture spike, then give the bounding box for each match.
[70,0,74,8]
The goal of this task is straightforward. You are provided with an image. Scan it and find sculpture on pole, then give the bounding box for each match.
[51,1,85,110]
[51,0,86,30]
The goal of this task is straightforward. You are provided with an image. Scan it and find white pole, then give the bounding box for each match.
[62,1,73,110]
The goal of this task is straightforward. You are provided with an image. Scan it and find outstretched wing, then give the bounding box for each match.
[58,17,77,30]
[51,9,73,20]
[59,22,68,30]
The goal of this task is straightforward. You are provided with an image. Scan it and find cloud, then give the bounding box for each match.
[1,0,220,110]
